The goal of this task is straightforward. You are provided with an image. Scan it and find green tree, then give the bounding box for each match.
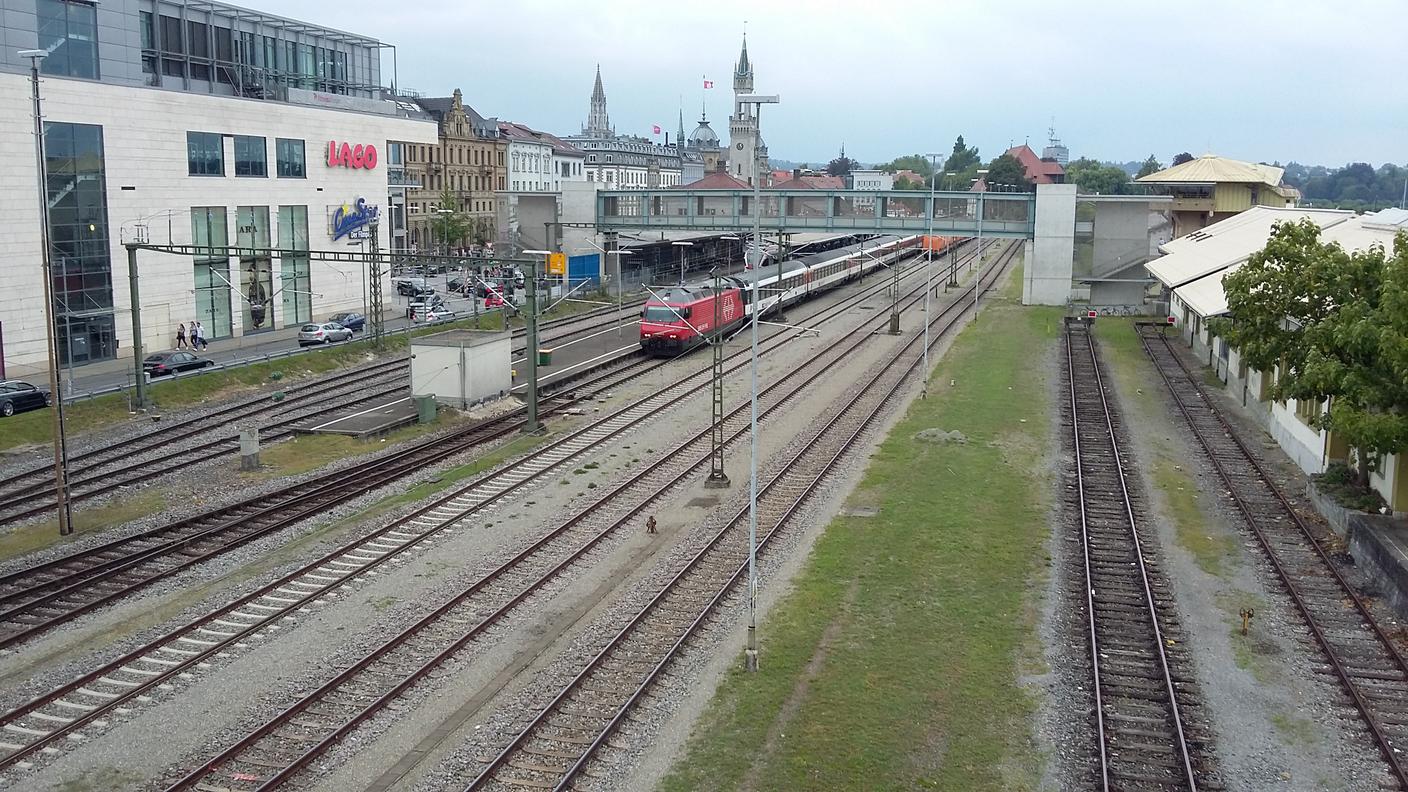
[1064,157,1130,194]
[894,175,924,190]
[1136,154,1162,179]
[1171,152,1194,166]
[878,154,934,178]
[983,153,1033,191]
[943,135,980,175]
[429,188,473,251]
[1214,219,1408,487]
[826,154,859,177]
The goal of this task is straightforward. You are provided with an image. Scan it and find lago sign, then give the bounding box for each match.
[327,140,378,169]
[330,198,380,241]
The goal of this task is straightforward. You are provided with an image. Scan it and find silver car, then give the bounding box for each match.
[298,322,354,346]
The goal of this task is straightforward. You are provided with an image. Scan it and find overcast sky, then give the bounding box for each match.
[275,0,1405,168]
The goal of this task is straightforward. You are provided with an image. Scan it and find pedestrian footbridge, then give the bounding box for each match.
[595,188,1036,238]
[593,184,1171,307]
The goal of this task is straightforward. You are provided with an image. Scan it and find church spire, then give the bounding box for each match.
[584,64,611,137]
[678,106,686,150]
[735,33,752,79]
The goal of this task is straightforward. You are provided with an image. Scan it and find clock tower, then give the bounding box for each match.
[728,33,763,186]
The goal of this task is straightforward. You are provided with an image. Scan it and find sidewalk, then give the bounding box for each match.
[27,289,495,402]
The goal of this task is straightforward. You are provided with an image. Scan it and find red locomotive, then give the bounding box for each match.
[639,284,747,355]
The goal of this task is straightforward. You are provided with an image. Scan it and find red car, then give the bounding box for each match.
[484,293,505,309]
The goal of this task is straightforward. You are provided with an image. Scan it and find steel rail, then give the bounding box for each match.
[0,243,951,774]
[162,240,980,792]
[1067,321,1197,791]
[1138,325,1408,789]
[466,241,1018,792]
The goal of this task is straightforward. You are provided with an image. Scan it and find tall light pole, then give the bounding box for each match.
[22,49,73,537]
[737,92,778,674]
[923,153,941,397]
[671,239,694,285]
[972,169,989,317]
[579,237,634,337]
[432,207,452,287]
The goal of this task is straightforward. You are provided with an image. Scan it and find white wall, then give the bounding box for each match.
[410,332,510,408]
[0,72,437,374]
[508,139,553,192]
[1023,184,1077,305]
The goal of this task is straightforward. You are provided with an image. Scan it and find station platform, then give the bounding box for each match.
[1340,510,1408,620]
[511,318,642,394]
[293,396,418,437]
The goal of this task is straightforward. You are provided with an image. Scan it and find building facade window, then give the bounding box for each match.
[37,0,99,79]
[235,206,274,332]
[188,132,223,176]
[46,121,115,365]
[234,136,267,177]
[275,138,305,178]
[278,206,311,324]
[192,207,233,339]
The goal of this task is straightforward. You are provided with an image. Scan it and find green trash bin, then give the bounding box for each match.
[537,348,554,366]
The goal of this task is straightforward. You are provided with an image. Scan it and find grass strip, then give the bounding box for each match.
[0,297,605,453]
[660,292,1059,792]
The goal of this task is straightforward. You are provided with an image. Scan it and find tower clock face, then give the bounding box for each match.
[736,142,744,150]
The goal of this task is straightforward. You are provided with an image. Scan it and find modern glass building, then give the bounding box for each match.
[0,1,433,375]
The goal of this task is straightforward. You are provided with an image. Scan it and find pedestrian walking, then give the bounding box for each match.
[646,515,657,534]
[194,321,208,351]
[175,323,187,350]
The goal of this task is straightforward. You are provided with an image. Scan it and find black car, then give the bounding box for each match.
[327,312,366,332]
[143,350,215,378]
[0,381,50,417]
[446,277,474,294]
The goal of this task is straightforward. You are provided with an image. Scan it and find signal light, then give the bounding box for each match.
[1087,310,1098,320]
[1167,316,1177,325]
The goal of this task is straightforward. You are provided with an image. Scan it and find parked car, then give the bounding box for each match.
[394,276,429,296]
[484,293,505,309]
[0,380,51,417]
[143,351,215,378]
[298,322,355,346]
[327,312,366,332]
[412,304,455,323]
[446,277,471,294]
[475,279,514,298]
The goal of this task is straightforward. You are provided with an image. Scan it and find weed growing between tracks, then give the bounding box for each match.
[660,297,1061,792]
[0,490,167,562]
[1094,322,1241,578]
[239,415,468,479]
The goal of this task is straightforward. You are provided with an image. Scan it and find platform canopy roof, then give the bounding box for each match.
[1146,206,1353,289]
[1169,207,1408,319]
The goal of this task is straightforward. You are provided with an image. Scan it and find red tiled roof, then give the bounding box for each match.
[1005,144,1064,184]
[678,171,751,189]
[771,174,846,190]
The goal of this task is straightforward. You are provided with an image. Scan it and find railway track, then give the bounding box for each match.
[0,303,647,523]
[455,242,1020,792]
[1139,324,1408,790]
[155,241,999,792]
[1063,319,1204,792]
[0,243,969,777]
[0,358,409,510]
[0,246,966,655]
[0,355,658,652]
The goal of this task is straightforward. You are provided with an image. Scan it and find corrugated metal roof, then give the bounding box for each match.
[1169,208,1400,318]
[1137,154,1284,186]
[1147,206,1353,288]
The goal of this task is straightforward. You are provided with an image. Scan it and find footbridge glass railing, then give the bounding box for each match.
[596,188,1037,237]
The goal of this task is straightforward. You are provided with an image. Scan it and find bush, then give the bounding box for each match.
[1314,462,1388,512]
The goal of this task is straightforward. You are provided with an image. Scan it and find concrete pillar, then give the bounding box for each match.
[1023,183,1077,305]
[239,429,260,471]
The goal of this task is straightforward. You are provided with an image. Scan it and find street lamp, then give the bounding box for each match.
[579,238,635,337]
[671,240,694,286]
[21,48,73,537]
[973,170,989,316]
[923,153,942,397]
[736,91,779,674]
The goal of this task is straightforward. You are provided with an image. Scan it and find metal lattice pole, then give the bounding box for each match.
[367,220,385,346]
[706,268,730,488]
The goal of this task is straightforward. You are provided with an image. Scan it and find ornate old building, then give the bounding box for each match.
[402,88,507,252]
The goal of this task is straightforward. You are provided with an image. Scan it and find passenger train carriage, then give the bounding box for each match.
[640,235,940,355]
